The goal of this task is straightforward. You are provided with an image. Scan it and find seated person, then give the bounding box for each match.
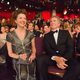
[36,16,80,80]
[0,26,7,64]
[27,22,42,37]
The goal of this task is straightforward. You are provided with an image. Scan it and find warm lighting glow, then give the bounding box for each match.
[16,8,18,10]
[63,9,67,15]
[1,0,4,3]
[52,10,56,17]
[26,4,28,6]
[77,9,80,11]
[7,2,10,5]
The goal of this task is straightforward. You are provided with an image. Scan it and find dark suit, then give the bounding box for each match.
[33,30,42,37]
[36,29,80,80]
[44,30,73,60]
[76,33,80,53]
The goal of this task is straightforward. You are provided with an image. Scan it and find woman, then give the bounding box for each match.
[6,9,36,80]
[0,26,9,80]
[0,26,7,63]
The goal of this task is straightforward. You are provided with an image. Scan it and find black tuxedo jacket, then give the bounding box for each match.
[44,29,74,60]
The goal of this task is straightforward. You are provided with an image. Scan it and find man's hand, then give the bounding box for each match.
[51,56,68,69]
[57,61,68,69]
[60,57,67,62]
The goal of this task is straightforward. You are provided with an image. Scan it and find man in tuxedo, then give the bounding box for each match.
[36,16,80,80]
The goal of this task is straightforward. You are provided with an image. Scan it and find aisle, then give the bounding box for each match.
[0,64,15,80]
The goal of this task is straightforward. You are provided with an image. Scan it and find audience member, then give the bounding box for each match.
[6,9,36,80]
[36,16,80,80]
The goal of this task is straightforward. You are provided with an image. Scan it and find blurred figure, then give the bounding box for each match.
[1,18,7,26]
[10,26,16,32]
[43,24,50,35]
[5,26,9,33]
[0,26,7,48]
[73,22,80,38]
[34,25,42,37]
[0,26,8,79]
[27,22,34,32]
[34,24,39,31]
[28,22,42,37]
[75,22,80,53]
[64,21,73,38]
[40,24,51,37]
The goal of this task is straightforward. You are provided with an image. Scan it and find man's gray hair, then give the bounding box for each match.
[51,16,61,23]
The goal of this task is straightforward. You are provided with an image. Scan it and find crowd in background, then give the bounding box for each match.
[0,14,80,38]
[0,9,80,80]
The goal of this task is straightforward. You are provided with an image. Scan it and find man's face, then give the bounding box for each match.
[50,17,60,30]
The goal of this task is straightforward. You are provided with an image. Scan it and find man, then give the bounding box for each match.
[36,16,80,80]
[27,22,42,37]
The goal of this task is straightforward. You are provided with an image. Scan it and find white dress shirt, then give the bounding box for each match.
[51,28,59,60]
[53,29,59,45]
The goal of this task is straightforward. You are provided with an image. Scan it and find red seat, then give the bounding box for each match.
[48,66,65,77]
[35,37,45,56]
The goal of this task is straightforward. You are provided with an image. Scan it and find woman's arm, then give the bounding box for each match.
[7,41,27,60]
[6,41,19,59]
[7,42,27,60]
[29,37,36,62]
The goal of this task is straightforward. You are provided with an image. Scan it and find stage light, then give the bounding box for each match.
[1,0,4,3]
[63,9,67,15]
[29,5,31,8]
[7,2,10,5]
[1,0,4,2]
[77,9,80,11]
[16,8,18,10]
[52,9,56,16]
[68,8,70,10]
[26,4,28,6]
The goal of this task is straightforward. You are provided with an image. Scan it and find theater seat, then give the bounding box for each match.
[48,66,66,77]
[35,37,66,77]
[35,37,45,56]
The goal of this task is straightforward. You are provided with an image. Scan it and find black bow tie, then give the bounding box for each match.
[52,30,58,34]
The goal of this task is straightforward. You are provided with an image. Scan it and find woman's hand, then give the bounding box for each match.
[29,54,36,63]
[19,53,27,60]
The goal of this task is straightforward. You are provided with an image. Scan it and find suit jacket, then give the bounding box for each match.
[76,32,80,53]
[44,29,74,60]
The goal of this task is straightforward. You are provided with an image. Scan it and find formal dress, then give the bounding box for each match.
[6,30,36,80]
